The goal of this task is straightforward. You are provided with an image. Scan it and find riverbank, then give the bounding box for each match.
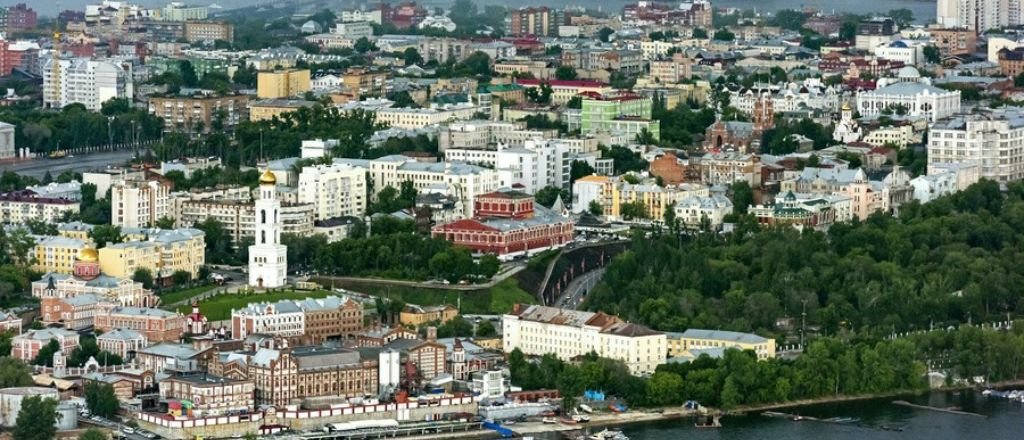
[511,379,1024,436]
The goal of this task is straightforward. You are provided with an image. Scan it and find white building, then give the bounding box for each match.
[730,81,840,116]
[311,74,341,92]
[418,16,457,32]
[0,122,14,160]
[928,109,1024,183]
[493,139,572,193]
[832,103,863,144]
[873,40,927,65]
[673,194,733,230]
[160,3,208,21]
[374,103,481,129]
[937,0,1024,31]
[856,82,961,123]
[111,178,171,228]
[42,58,134,111]
[502,304,666,375]
[333,155,500,218]
[438,120,553,151]
[298,163,367,220]
[248,170,288,288]
[340,9,383,25]
[910,171,960,203]
[332,21,374,39]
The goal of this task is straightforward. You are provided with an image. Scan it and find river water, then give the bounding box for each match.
[29,0,938,23]
[534,390,1024,440]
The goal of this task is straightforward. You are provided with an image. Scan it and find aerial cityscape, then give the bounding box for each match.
[0,0,1022,439]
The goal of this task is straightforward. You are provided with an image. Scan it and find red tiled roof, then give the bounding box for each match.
[433,219,499,232]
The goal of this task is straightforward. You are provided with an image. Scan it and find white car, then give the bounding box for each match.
[121,427,135,434]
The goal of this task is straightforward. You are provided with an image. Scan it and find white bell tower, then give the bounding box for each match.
[248,169,288,288]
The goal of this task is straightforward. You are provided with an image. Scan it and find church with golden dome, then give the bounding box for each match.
[248,169,288,288]
[32,245,159,308]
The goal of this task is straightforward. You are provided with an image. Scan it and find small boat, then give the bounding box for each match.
[572,414,590,423]
[543,417,558,424]
[879,424,905,432]
[579,404,594,414]
[560,417,578,425]
[588,429,629,440]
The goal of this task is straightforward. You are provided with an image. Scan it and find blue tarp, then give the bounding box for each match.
[482,422,514,438]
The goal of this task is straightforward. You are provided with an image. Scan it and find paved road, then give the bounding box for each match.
[315,263,527,291]
[555,268,605,310]
[0,149,143,179]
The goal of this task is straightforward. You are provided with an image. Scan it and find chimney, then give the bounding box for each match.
[426,326,437,342]
[512,303,523,315]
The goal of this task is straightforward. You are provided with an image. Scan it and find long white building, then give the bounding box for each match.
[502,304,666,375]
[928,109,1024,183]
[298,163,367,220]
[42,58,134,111]
[856,81,961,123]
[333,155,500,218]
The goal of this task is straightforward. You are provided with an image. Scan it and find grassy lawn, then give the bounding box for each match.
[176,289,337,321]
[159,285,219,307]
[332,278,536,315]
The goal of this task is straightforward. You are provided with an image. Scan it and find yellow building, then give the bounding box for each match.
[32,236,92,274]
[98,229,206,282]
[667,329,776,361]
[573,175,701,221]
[257,69,311,99]
[249,99,316,122]
[57,222,94,241]
[399,304,459,327]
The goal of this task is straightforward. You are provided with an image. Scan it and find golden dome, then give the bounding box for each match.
[78,247,99,262]
[842,102,851,111]
[259,169,277,185]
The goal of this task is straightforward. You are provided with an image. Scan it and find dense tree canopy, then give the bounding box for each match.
[586,180,1024,338]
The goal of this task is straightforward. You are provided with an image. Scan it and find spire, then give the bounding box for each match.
[550,193,567,216]
[46,275,56,291]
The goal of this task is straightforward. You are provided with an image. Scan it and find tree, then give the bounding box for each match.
[195,218,236,265]
[731,181,754,214]
[566,96,583,109]
[597,27,615,43]
[155,216,175,229]
[713,29,735,41]
[89,225,123,248]
[620,201,649,220]
[0,330,15,357]
[772,9,808,31]
[172,270,192,286]
[77,429,108,440]
[635,128,657,145]
[555,65,578,81]
[888,8,914,28]
[403,47,423,66]
[570,160,596,184]
[646,371,685,406]
[692,28,708,39]
[664,202,677,232]
[476,319,497,337]
[354,37,377,53]
[85,382,119,418]
[132,268,154,289]
[0,357,32,387]
[589,200,603,216]
[534,186,569,208]
[13,395,57,440]
[179,60,198,88]
[33,339,60,366]
[923,45,941,64]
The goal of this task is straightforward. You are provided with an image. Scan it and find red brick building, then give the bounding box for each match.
[431,191,574,260]
[649,152,688,186]
[383,2,427,29]
[93,304,184,343]
[3,4,37,34]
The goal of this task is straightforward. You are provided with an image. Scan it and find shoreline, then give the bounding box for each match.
[510,379,1024,436]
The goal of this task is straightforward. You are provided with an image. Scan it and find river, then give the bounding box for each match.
[26,0,938,23]
[532,390,1024,440]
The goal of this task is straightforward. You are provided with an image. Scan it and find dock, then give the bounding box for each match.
[891,400,987,418]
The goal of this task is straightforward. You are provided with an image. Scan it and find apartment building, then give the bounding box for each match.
[341,68,389,97]
[514,78,611,105]
[333,155,500,218]
[693,152,762,187]
[93,305,184,343]
[257,69,311,99]
[666,329,776,360]
[111,177,172,228]
[249,99,316,121]
[928,109,1024,183]
[148,93,250,133]
[503,304,666,375]
[0,4,37,33]
[230,295,364,340]
[42,58,134,111]
[98,228,205,280]
[438,120,555,151]
[649,53,694,83]
[673,195,734,230]
[780,167,887,220]
[41,293,102,330]
[31,236,90,275]
[0,190,80,225]
[159,3,208,21]
[373,103,480,129]
[573,175,709,221]
[509,7,561,37]
[297,163,367,220]
[183,21,234,43]
[572,92,660,140]
[174,199,314,243]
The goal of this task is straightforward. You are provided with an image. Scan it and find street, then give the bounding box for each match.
[554,268,605,310]
[0,149,143,179]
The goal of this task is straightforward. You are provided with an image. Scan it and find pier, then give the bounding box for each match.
[891,400,987,417]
